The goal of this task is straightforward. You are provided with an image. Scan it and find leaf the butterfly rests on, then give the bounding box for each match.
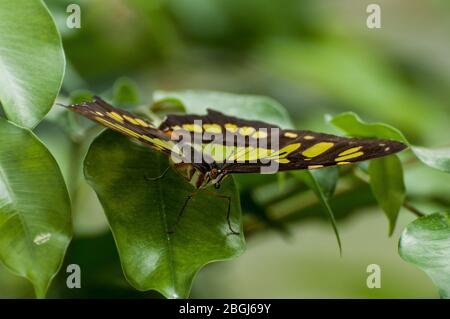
[66,97,408,189]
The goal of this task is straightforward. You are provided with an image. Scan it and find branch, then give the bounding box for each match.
[402,202,426,218]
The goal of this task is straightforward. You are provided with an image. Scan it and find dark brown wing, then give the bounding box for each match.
[223,130,407,173]
[65,97,206,169]
[160,108,407,173]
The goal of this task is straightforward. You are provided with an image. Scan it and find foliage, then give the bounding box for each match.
[399,212,450,298]
[0,0,70,298]
[0,0,64,128]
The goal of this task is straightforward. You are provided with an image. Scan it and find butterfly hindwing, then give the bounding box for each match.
[223,130,406,173]
[159,109,406,172]
[280,131,406,170]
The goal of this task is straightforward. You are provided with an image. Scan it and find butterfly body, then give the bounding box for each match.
[170,162,227,189]
[66,97,407,189]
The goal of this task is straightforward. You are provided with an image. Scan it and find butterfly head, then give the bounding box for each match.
[207,168,228,189]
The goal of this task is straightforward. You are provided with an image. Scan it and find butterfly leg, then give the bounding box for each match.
[144,166,170,181]
[202,190,240,236]
[168,191,197,234]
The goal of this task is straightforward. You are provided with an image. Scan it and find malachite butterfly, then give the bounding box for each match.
[66,97,407,233]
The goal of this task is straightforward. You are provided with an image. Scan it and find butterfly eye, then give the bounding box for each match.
[210,168,218,179]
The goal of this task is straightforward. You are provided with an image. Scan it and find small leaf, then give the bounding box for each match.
[309,167,339,199]
[84,130,245,298]
[112,77,140,108]
[0,118,72,298]
[412,146,450,173]
[0,0,65,128]
[368,155,406,236]
[293,169,341,254]
[399,212,450,298]
[153,90,294,129]
[327,112,408,143]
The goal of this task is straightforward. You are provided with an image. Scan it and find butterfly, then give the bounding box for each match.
[66,97,407,233]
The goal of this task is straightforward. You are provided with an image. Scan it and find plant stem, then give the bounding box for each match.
[403,202,425,218]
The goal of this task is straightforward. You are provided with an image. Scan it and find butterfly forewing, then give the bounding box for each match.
[66,97,205,165]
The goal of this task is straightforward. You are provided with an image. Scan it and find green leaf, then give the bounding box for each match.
[412,146,450,173]
[112,77,140,108]
[399,212,450,299]
[368,155,406,236]
[84,130,245,298]
[293,169,341,254]
[309,167,339,200]
[0,118,72,298]
[327,112,408,143]
[153,90,294,129]
[0,0,65,128]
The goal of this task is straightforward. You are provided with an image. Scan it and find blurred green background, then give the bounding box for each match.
[1,0,449,298]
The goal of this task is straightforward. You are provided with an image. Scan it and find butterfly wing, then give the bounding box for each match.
[159,109,407,173]
[223,130,407,173]
[66,97,205,167]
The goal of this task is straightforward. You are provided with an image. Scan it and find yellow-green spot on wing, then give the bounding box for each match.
[302,142,334,158]
[203,124,222,134]
[224,123,238,133]
[252,130,268,139]
[95,117,141,138]
[183,124,202,133]
[140,135,175,152]
[238,126,256,136]
[338,146,363,156]
[284,132,298,138]
[202,143,231,162]
[123,115,140,125]
[107,111,124,123]
[226,146,274,162]
[135,118,151,127]
[335,151,364,162]
[266,143,301,162]
[245,147,274,161]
